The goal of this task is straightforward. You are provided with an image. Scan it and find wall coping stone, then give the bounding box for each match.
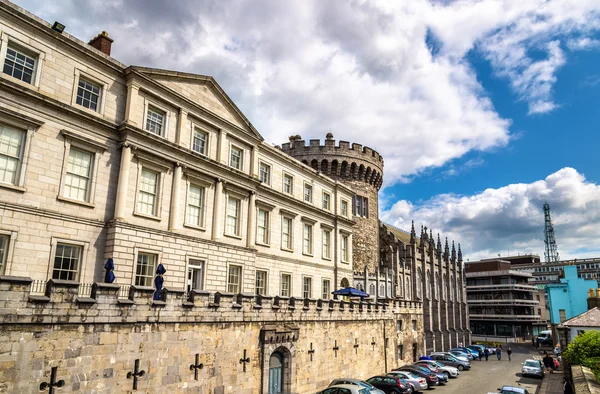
[0,275,33,284]
[48,279,80,288]
[75,297,96,304]
[28,295,50,303]
[152,300,166,307]
[131,285,155,293]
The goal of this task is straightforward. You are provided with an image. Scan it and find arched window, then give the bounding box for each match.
[434,273,439,300]
[450,276,455,301]
[380,284,385,297]
[416,269,422,299]
[457,277,462,302]
[356,283,363,291]
[370,284,375,296]
[399,276,404,298]
[405,278,411,300]
[426,271,431,300]
[341,277,350,288]
[442,274,447,301]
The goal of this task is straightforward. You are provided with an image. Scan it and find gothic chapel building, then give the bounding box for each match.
[0,2,466,393]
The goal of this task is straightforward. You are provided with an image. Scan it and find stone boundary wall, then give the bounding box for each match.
[572,365,600,394]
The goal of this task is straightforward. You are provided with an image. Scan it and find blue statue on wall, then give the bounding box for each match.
[153,263,166,300]
[104,258,115,283]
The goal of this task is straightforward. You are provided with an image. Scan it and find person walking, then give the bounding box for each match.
[484,347,489,361]
[543,352,554,373]
[507,347,513,362]
[496,345,502,360]
[564,378,574,394]
[532,337,536,347]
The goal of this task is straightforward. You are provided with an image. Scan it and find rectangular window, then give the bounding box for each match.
[226,197,241,236]
[303,223,313,255]
[281,216,293,250]
[397,320,403,331]
[255,270,267,295]
[354,196,360,216]
[398,345,404,360]
[76,79,101,111]
[137,169,159,216]
[281,273,291,297]
[145,106,166,136]
[63,147,93,201]
[187,184,205,226]
[322,230,331,259]
[0,234,8,274]
[229,146,243,170]
[412,320,417,331]
[559,309,566,323]
[135,252,157,287]
[322,279,331,300]
[187,260,204,292]
[257,209,269,244]
[341,234,349,262]
[303,276,312,299]
[259,162,270,184]
[192,128,208,155]
[341,200,348,217]
[52,243,82,281]
[3,45,36,84]
[322,192,331,210]
[304,184,313,203]
[283,174,293,195]
[353,196,369,217]
[0,125,24,185]
[363,197,369,217]
[227,265,242,293]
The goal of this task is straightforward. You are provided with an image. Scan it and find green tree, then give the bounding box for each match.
[563,330,600,365]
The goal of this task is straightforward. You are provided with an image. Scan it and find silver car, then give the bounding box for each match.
[414,360,459,378]
[386,370,428,392]
[521,359,544,379]
[328,378,385,394]
[432,351,469,363]
[319,384,373,394]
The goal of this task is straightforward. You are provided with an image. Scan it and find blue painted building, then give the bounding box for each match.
[546,265,597,325]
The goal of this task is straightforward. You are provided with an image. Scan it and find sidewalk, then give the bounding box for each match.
[530,347,564,394]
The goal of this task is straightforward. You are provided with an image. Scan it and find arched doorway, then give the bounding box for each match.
[268,351,284,394]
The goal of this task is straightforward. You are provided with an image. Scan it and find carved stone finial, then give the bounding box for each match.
[326,132,334,140]
[451,241,456,261]
[458,243,463,262]
[437,233,442,251]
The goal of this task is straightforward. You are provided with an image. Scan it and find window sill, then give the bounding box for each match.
[302,252,314,257]
[281,247,294,253]
[74,103,104,118]
[0,182,25,193]
[133,211,162,221]
[322,256,332,261]
[340,260,350,264]
[57,195,95,208]
[224,233,242,240]
[0,73,39,91]
[256,241,270,248]
[183,223,206,232]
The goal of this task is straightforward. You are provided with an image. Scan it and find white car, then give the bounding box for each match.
[521,359,544,379]
[319,384,373,394]
[328,378,385,394]
[386,370,429,391]
[414,359,459,378]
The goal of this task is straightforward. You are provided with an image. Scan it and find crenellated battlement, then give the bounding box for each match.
[280,133,384,190]
[0,276,423,326]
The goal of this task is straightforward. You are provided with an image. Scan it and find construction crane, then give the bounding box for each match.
[543,202,560,263]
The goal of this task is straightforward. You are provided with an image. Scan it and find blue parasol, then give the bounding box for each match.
[332,287,370,298]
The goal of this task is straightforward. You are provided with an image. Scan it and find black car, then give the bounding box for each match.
[366,376,412,394]
[395,366,439,387]
[409,365,448,384]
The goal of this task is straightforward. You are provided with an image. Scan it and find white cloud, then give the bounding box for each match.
[567,37,600,50]
[381,168,600,261]
[12,0,600,185]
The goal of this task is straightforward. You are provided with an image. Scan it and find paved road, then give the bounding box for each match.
[424,344,543,394]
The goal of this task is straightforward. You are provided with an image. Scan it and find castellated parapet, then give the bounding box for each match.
[281,133,384,275]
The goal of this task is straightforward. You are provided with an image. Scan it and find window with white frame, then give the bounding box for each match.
[225,196,241,236]
[322,192,331,210]
[341,234,349,262]
[3,45,36,84]
[0,124,25,186]
[187,260,204,293]
[303,223,313,255]
[135,252,157,287]
[259,162,270,184]
[341,199,348,217]
[229,146,243,170]
[255,270,267,295]
[52,243,82,281]
[257,209,269,244]
[227,264,242,293]
[0,234,10,275]
[76,78,101,111]
[322,279,331,300]
[303,276,312,299]
[281,216,293,250]
[281,273,291,297]
[187,184,205,227]
[63,147,93,202]
[283,174,293,195]
[192,128,208,155]
[304,184,313,203]
[137,168,159,216]
[145,106,166,136]
[353,195,369,217]
[322,229,331,259]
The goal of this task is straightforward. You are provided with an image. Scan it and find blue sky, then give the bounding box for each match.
[15,0,600,261]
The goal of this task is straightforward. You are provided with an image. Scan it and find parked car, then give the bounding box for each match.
[414,359,459,378]
[466,345,484,358]
[521,359,544,379]
[329,378,385,394]
[449,349,473,361]
[429,352,471,370]
[536,330,553,346]
[491,385,531,394]
[455,346,480,360]
[366,375,412,394]
[408,365,448,385]
[394,366,439,387]
[386,371,428,392]
[470,344,486,354]
[320,384,374,394]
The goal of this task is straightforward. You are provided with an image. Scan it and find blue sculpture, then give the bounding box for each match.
[104,258,115,283]
[153,263,166,300]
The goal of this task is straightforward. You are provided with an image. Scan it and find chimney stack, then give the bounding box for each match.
[88,31,113,56]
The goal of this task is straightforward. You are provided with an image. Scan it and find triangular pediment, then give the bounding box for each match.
[131,67,263,141]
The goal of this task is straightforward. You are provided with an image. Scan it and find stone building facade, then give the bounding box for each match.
[0,2,424,393]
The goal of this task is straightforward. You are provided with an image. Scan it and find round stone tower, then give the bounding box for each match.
[280,133,384,274]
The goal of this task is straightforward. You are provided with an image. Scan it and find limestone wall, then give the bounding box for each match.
[0,277,423,394]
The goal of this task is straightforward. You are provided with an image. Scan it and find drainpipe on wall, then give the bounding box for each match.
[383,321,388,372]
